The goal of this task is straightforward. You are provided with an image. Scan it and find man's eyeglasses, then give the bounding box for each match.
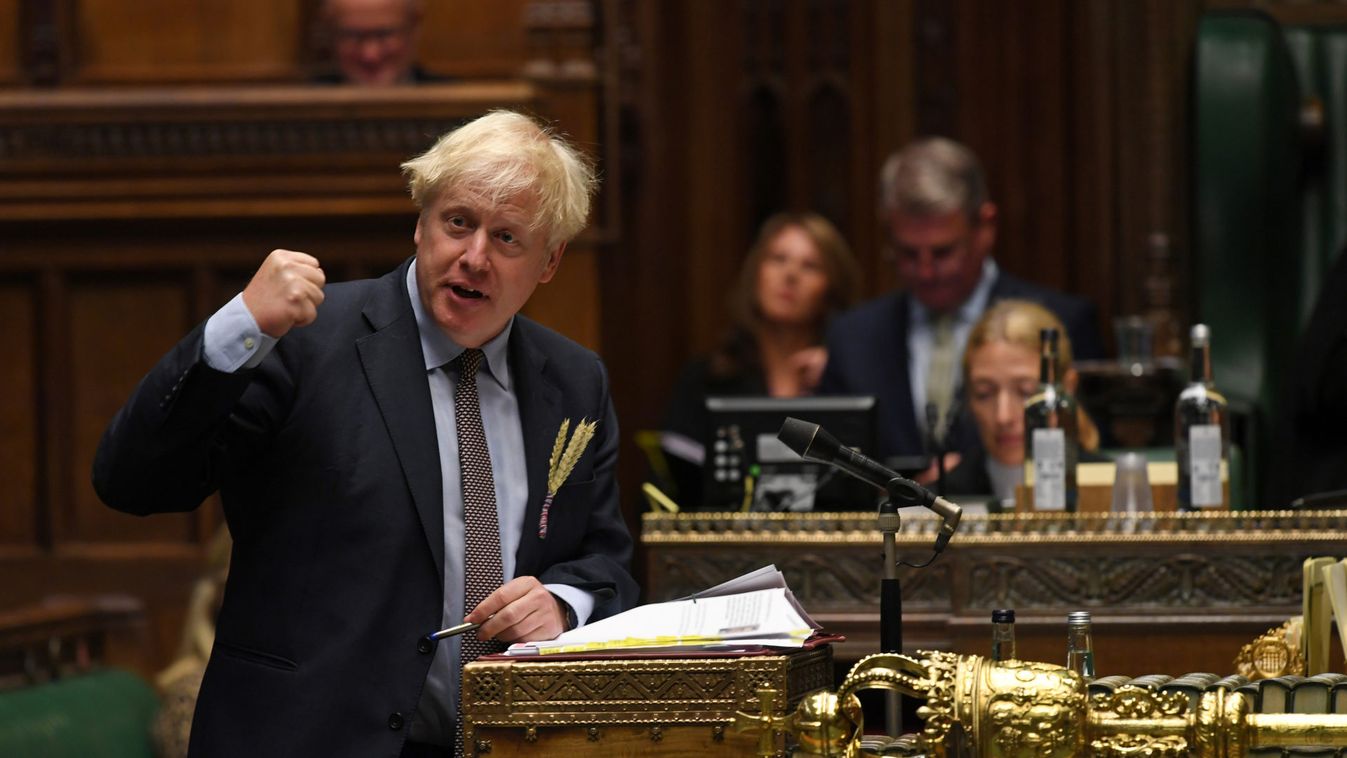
[332,25,410,47]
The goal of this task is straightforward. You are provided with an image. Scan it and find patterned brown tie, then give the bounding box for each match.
[453,348,505,756]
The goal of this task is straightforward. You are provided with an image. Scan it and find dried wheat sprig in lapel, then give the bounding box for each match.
[548,419,570,480]
[539,418,598,539]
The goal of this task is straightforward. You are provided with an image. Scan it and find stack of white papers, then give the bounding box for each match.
[505,565,821,657]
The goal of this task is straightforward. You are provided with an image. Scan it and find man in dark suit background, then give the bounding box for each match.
[818,137,1102,465]
[93,111,637,757]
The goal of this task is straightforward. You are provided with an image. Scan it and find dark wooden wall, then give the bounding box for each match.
[0,0,591,675]
[601,0,1197,508]
[2,0,1340,674]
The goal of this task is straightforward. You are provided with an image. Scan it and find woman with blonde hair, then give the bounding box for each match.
[944,298,1100,508]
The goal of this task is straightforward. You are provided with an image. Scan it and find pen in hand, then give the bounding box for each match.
[424,613,495,643]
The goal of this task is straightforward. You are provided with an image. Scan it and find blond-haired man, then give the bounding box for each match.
[94,111,637,758]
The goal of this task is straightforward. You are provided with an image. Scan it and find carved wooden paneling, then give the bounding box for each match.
[66,275,198,544]
[0,279,37,548]
[421,0,530,79]
[649,549,952,613]
[644,511,1342,674]
[911,0,1214,354]
[602,1,910,526]
[0,0,17,84]
[0,87,547,676]
[0,84,532,221]
[963,553,1303,610]
[70,0,302,84]
[523,246,599,351]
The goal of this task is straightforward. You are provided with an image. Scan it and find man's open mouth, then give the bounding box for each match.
[451,284,485,299]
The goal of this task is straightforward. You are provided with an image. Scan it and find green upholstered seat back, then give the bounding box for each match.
[0,669,158,758]
[1283,24,1347,324]
[1192,9,1347,506]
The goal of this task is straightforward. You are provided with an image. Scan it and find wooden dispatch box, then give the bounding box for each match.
[461,645,834,757]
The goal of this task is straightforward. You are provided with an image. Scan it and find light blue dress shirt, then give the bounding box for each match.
[201,261,595,745]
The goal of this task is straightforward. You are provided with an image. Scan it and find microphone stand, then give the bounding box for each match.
[878,497,903,737]
[774,416,964,740]
[925,402,944,498]
[877,473,950,740]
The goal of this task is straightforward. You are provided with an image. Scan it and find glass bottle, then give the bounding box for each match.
[991,609,1017,662]
[1066,610,1095,681]
[1024,328,1079,511]
[1175,324,1229,510]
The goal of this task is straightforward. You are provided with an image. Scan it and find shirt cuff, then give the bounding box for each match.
[203,293,278,372]
[542,584,596,628]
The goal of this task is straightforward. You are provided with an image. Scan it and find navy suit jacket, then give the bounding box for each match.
[93,258,637,757]
[818,270,1102,461]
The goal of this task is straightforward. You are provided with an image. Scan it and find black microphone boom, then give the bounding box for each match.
[778,417,962,551]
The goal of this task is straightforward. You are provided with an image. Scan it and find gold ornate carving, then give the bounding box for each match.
[1091,688,1189,719]
[642,513,1343,652]
[641,510,1347,546]
[1090,733,1189,758]
[652,551,951,611]
[462,646,832,728]
[1088,688,1191,758]
[1234,619,1305,680]
[468,669,504,705]
[912,651,958,749]
[746,652,1347,758]
[966,554,1303,608]
[0,119,461,161]
[787,691,863,758]
[1219,690,1249,758]
[978,659,1085,758]
[734,688,786,758]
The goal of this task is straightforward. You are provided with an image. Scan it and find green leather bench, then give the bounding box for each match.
[0,669,157,758]
[1193,10,1347,507]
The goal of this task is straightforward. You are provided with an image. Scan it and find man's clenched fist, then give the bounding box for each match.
[242,250,326,338]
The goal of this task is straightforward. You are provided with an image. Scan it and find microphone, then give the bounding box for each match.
[778,417,962,551]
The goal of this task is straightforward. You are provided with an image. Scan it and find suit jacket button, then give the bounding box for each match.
[417,637,434,654]
[388,712,405,730]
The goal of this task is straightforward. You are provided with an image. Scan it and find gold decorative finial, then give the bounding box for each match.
[735,687,788,758]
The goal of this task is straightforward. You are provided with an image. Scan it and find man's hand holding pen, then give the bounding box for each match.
[426,576,571,645]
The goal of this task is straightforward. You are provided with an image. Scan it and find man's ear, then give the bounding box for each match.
[414,213,423,246]
[1064,366,1079,395]
[974,201,998,256]
[538,242,567,283]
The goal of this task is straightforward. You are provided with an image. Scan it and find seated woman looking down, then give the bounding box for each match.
[945,299,1100,510]
[660,211,861,507]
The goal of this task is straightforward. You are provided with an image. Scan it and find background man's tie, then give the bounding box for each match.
[926,315,956,436]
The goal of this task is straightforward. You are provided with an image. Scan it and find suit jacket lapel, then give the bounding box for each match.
[355,261,445,583]
[508,319,563,578]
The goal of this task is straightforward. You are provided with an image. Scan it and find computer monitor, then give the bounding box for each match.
[702,395,879,512]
